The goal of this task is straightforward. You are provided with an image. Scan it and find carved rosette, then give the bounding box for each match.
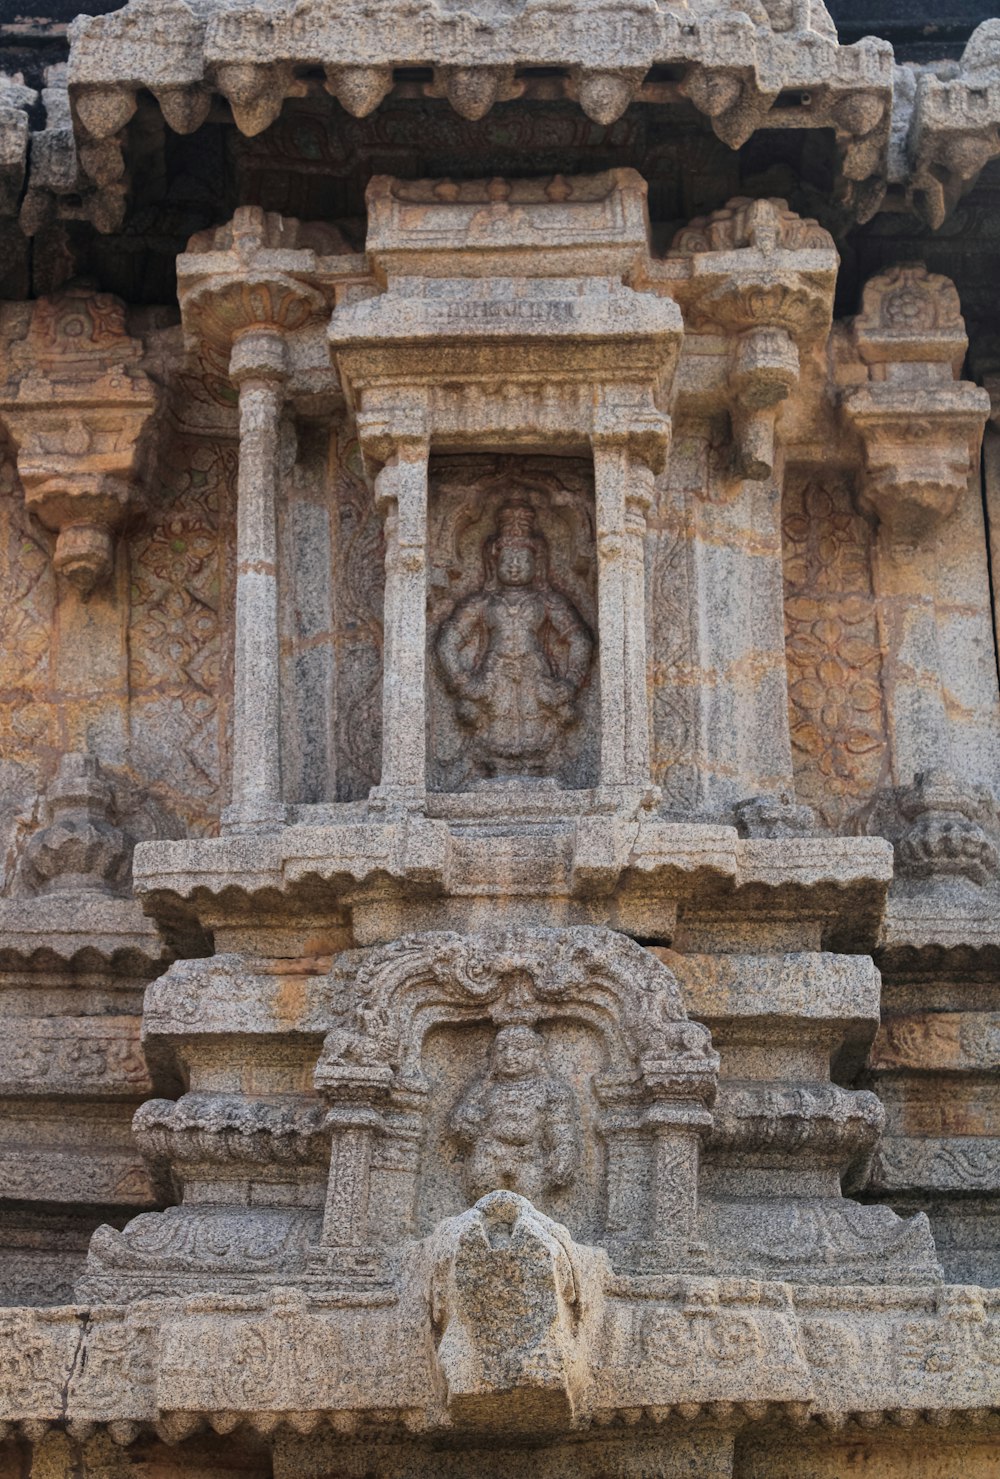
[842,264,990,542]
[0,284,158,595]
[668,197,838,480]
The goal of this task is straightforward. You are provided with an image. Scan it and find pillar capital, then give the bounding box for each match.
[229,326,291,386]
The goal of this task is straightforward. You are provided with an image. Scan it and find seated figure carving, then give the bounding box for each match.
[449,1025,582,1204]
[435,501,593,779]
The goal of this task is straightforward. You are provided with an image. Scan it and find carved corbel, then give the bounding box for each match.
[842,264,990,544]
[668,197,838,481]
[0,284,158,596]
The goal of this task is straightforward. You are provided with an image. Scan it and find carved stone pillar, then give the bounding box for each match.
[665,198,839,816]
[360,411,431,811]
[591,434,659,801]
[176,208,329,833]
[227,328,289,832]
[313,1051,394,1266]
[842,266,998,815]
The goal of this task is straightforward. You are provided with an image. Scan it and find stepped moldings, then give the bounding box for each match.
[668,950,939,1284]
[843,263,990,544]
[907,20,1000,228]
[0,754,170,1305]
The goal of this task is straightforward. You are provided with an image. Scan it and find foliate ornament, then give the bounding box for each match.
[668,197,838,480]
[21,751,128,895]
[887,770,1000,888]
[842,264,990,542]
[782,472,889,830]
[0,284,158,595]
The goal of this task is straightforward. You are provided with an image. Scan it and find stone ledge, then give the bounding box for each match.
[132,822,894,948]
[0,894,172,975]
[0,1278,995,1436]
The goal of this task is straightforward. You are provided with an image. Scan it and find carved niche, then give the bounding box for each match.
[427,457,598,793]
[312,926,718,1279]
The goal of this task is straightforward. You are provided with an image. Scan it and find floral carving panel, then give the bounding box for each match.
[0,449,59,879]
[128,436,236,836]
[782,473,889,830]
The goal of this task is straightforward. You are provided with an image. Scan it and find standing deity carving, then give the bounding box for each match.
[435,502,593,780]
[449,1025,582,1204]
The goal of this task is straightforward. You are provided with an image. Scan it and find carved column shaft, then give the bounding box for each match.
[373,440,429,807]
[593,442,654,796]
[649,1115,702,1245]
[321,1107,382,1248]
[844,265,999,798]
[226,328,289,831]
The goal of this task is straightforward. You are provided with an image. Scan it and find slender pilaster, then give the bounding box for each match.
[223,327,289,833]
[592,437,657,802]
[368,429,430,811]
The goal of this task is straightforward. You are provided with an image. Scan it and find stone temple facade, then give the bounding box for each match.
[1,0,1000,1472]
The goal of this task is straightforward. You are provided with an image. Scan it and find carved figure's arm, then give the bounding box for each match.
[543,594,593,690]
[436,598,487,696]
[544,1080,582,1187]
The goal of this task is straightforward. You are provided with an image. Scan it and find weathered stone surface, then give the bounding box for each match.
[0,7,999,1473]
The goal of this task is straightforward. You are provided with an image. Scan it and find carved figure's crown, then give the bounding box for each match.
[496,500,538,544]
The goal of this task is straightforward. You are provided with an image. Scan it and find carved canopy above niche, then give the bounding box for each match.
[328,168,682,815]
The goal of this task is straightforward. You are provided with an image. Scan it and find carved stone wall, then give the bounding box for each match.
[0,2,999,1475]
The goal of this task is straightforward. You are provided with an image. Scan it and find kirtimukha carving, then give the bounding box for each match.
[4,0,1000,1467]
[436,502,594,783]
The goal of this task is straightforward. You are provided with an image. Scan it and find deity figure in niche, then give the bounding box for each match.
[435,501,593,780]
[449,1024,581,1204]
